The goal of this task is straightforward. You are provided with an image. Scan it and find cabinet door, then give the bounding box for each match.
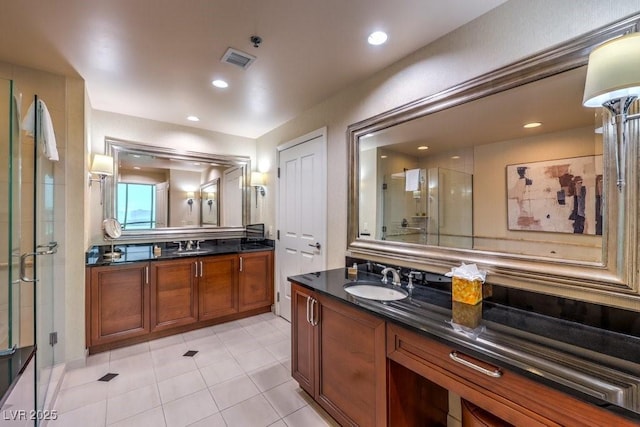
[89,263,150,346]
[238,251,273,312]
[316,294,387,427]
[199,254,238,320]
[149,258,198,332]
[291,283,316,396]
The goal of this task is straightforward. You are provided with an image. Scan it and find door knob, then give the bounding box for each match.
[308,242,321,250]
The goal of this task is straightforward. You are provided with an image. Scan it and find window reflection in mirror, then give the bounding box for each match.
[358,66,604,263]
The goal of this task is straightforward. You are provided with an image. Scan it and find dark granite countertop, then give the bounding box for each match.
[86,238,274,266]
[288,267,640,421]
[0,346,35,409]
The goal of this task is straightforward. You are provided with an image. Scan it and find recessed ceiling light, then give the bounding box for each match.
[187,116,200,122]
[451,155,460,159]
[418,146,429,150]
[212,79,229,88]
[133,166,141,170]
[523,122,542,128]
[380,155,388,159]
[368,31,388,46]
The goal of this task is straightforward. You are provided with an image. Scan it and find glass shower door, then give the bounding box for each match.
[35,148,56,414]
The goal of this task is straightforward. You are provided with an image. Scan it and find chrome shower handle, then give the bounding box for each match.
[20,253,37,283]
[20,241,59,282]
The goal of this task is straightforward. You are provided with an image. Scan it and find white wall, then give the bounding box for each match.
[255,0,640,270]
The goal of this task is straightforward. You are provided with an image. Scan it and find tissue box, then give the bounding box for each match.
[452,301,482,329]
[452,276,483,305]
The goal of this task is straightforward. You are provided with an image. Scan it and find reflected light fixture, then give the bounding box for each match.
[583,32,640,191]
[251,171,265,208]
[186,191,195,213]
[88,154,114,205]
[523,122,542,128]
[207,192,216,212]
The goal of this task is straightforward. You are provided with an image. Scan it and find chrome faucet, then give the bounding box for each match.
[381,267,401,286]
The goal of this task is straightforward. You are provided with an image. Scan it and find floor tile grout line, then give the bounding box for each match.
[54,314,298,426]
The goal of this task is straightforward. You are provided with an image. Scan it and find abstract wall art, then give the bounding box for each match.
[506,155,603,235]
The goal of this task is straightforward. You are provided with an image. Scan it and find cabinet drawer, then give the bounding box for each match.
[386,323,635,427]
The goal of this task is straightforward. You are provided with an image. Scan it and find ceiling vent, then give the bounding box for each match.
[221,48,256,70]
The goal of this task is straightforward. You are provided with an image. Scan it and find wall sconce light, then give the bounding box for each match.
[207,192,216,212]
[251,171,265,208]
[88,154,114,205]
[186,191,195,213]
[583,32,640,191]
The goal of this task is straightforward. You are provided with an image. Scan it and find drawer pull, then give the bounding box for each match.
[449,351,502,378]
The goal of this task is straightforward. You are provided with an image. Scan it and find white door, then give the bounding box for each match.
[276,128,327,321]
[155,182,168,227]
[223,166,244,226]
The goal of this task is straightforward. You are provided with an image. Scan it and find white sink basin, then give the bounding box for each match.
[344,282,408,301]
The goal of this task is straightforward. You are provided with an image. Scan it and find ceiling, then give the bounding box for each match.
[0,0,507,139]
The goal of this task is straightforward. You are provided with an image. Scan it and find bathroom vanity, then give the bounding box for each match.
[85,239,273,353]
[289,267,640,426]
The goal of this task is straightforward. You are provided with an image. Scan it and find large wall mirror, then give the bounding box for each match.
[104,138,251,238]
[348,17,640,309]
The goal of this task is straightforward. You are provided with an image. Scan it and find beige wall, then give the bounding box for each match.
[255,0,640,270]
[0,61,86,362]
[474,126,603,261]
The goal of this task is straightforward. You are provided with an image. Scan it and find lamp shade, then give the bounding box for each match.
[90,154,114,176]
[583,32,640,107]
[251,171,265,186]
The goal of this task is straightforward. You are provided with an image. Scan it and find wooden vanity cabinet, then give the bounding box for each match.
[87,250,274,353]
[386,323,637,427]
[291,282,387,427]
[149,258,199,332]
[199,254,239,320]
[88,262,150,346]
[238,251,273,312]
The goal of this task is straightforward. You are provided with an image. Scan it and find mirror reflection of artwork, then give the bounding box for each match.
[506,155,603,235]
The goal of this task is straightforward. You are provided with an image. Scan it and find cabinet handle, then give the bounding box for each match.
[200,261,203,277]
[310,298,319,326]
[145,266,149,285]
[306,296,311,324]
[239,257,243,272]
[449,351,502,378]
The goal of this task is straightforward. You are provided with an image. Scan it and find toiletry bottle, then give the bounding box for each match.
[348,263,358,279]
[153,245,161,257]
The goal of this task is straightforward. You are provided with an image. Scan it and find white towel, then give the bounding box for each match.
[405,168,420,191]
[22,99,59,162]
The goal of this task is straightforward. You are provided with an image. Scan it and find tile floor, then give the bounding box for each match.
[49,313,339,427]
